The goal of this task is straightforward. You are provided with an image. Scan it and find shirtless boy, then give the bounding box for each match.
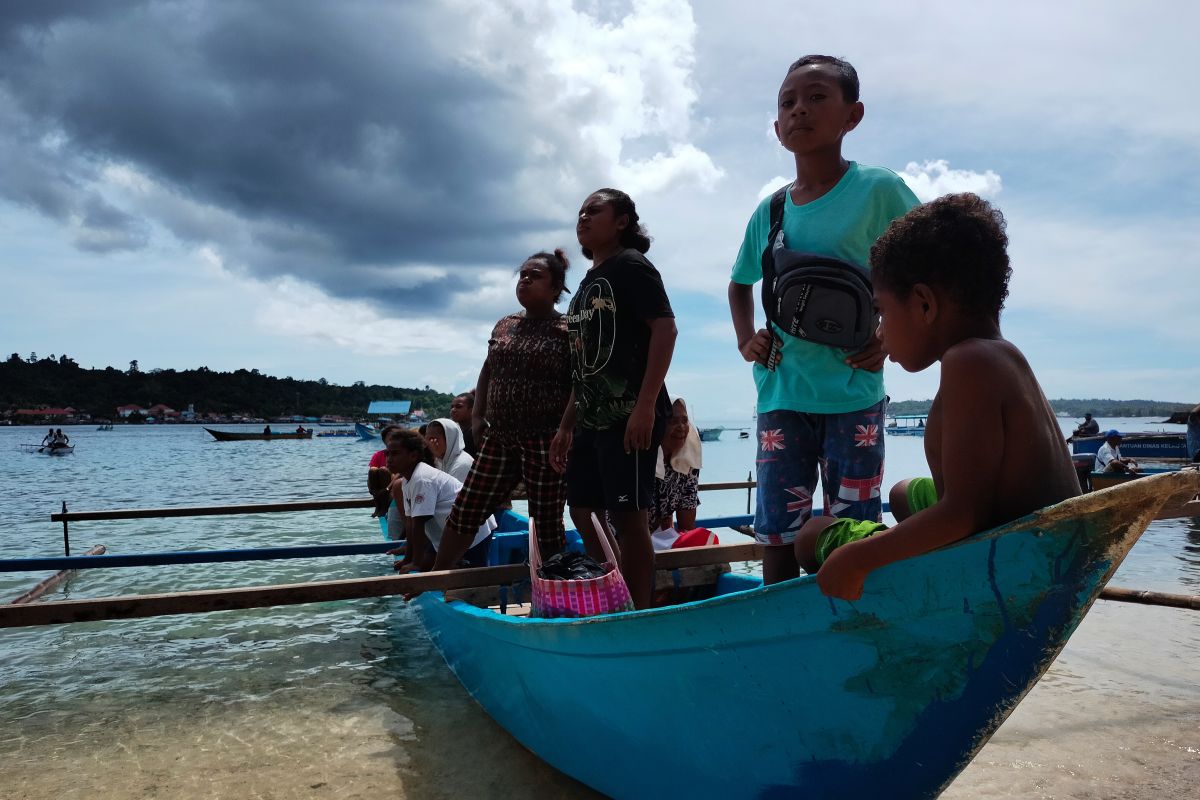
[794,193,1081,600]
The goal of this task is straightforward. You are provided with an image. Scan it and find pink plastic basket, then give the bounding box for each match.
[529,515,635,619]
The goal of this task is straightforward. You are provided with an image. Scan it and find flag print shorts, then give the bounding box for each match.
[753,399,887,546]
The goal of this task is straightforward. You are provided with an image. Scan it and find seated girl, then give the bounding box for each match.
[424,418,474,482]
[652,398,702,534]
[367,425,405,538]
[385,430,495,571]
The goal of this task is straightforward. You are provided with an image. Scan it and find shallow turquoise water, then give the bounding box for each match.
[1,420,1196,798]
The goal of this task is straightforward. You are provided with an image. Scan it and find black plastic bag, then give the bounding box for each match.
[536,550,610,581]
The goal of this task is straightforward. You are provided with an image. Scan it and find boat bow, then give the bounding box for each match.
[414,470,1198,799]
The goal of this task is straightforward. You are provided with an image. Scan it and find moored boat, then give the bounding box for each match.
[698,426,724,442]
[413,470,1199,800]
[1070,431,1186,459]
[355,422,380,442]
[204,428,312,441]
[1088,466,1179,491]
[886,413,927,436]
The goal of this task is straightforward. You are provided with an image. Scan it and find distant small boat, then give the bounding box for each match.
[355,422,380,442]
[886,414,927,436]
[20,443,74,455]
[316,429,358,438]
[204,428,312,441]
[96,423,114,431]
[698,427,724,442]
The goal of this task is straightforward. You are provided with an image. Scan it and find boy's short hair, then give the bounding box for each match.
[870,193,1012,320]
[786,55,860,103]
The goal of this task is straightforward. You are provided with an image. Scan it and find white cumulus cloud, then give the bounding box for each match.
[900,160,1002,202]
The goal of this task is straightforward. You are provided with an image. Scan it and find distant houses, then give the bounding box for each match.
[14,407,81,423]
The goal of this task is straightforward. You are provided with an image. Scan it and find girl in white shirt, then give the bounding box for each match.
[386,430,495,571]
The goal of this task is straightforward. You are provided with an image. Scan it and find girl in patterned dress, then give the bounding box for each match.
[429,250,575,570]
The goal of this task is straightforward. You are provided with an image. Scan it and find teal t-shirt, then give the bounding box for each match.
[731,162,919,414]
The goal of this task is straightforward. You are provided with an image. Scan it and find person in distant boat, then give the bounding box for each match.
[1072,413,1099,438]
[449,392,478,457]
[296,425,306,434]
[384,430,495,572]
[42,428,54,446]
[263,425,272,436]
[1094,430,1138,474]
[1188,404,1200,463]
[652,398,702,534]
[428,249,574,574]
[794,193,1081,601]
[424,418,474,482]
[53,429,69,445]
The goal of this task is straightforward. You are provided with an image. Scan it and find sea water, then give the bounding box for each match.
[0,420,1196,798]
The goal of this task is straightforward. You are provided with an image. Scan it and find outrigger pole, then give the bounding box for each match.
[0,542,762,628]
[2,481,1196,628]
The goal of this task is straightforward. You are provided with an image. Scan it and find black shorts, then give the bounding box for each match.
[566,418,665,512]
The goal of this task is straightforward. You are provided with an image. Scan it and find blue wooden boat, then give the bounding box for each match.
[412,470,1199,799]
[355,422,380,442]
[1070,431,1186,459]
[698,426,724,442]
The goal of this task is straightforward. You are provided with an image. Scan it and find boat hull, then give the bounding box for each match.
[415,471,1196,800]
[1071,431,1186,459]
[204,428,312,441]
[20,443,74,455]
[698,427,723,442]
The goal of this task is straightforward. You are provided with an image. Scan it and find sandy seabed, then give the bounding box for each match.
[4,603,1197,800]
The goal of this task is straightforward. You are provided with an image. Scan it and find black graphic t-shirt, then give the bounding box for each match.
[565,249,674,430]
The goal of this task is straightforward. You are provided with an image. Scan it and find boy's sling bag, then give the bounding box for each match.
[760,184,876,369]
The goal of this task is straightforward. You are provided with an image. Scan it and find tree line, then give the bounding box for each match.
[889,397,1195,418]
[1,353,456,420]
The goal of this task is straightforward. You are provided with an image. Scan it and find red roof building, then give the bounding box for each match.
[15,407,76,417]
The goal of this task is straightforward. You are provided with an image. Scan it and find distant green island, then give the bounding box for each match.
[889,398,1194,418]
[1,353,456,422]
[3,352,1194,424]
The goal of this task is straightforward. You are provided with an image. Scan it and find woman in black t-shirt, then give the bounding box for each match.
[550,188,678,610]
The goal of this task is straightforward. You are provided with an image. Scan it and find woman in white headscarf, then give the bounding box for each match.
[425,418,474,482]
[653,398,702,533]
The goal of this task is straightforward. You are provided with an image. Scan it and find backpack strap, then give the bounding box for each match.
[760,184,789,322]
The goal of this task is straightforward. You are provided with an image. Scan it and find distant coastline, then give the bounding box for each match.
[1,353,455,424]
[4,353,1193,425]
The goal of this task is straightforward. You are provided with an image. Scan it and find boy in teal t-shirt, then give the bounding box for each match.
[728,54,919,584]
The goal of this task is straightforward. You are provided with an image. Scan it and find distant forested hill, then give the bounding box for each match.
[889,397,1194,418]
[0,353,454,419]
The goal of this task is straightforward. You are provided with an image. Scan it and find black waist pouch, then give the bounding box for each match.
[760,185,876,359]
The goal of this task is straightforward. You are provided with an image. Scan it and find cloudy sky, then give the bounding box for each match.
[1,0,1197,419]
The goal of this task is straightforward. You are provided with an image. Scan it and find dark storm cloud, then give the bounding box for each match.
[0,1,589,312]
